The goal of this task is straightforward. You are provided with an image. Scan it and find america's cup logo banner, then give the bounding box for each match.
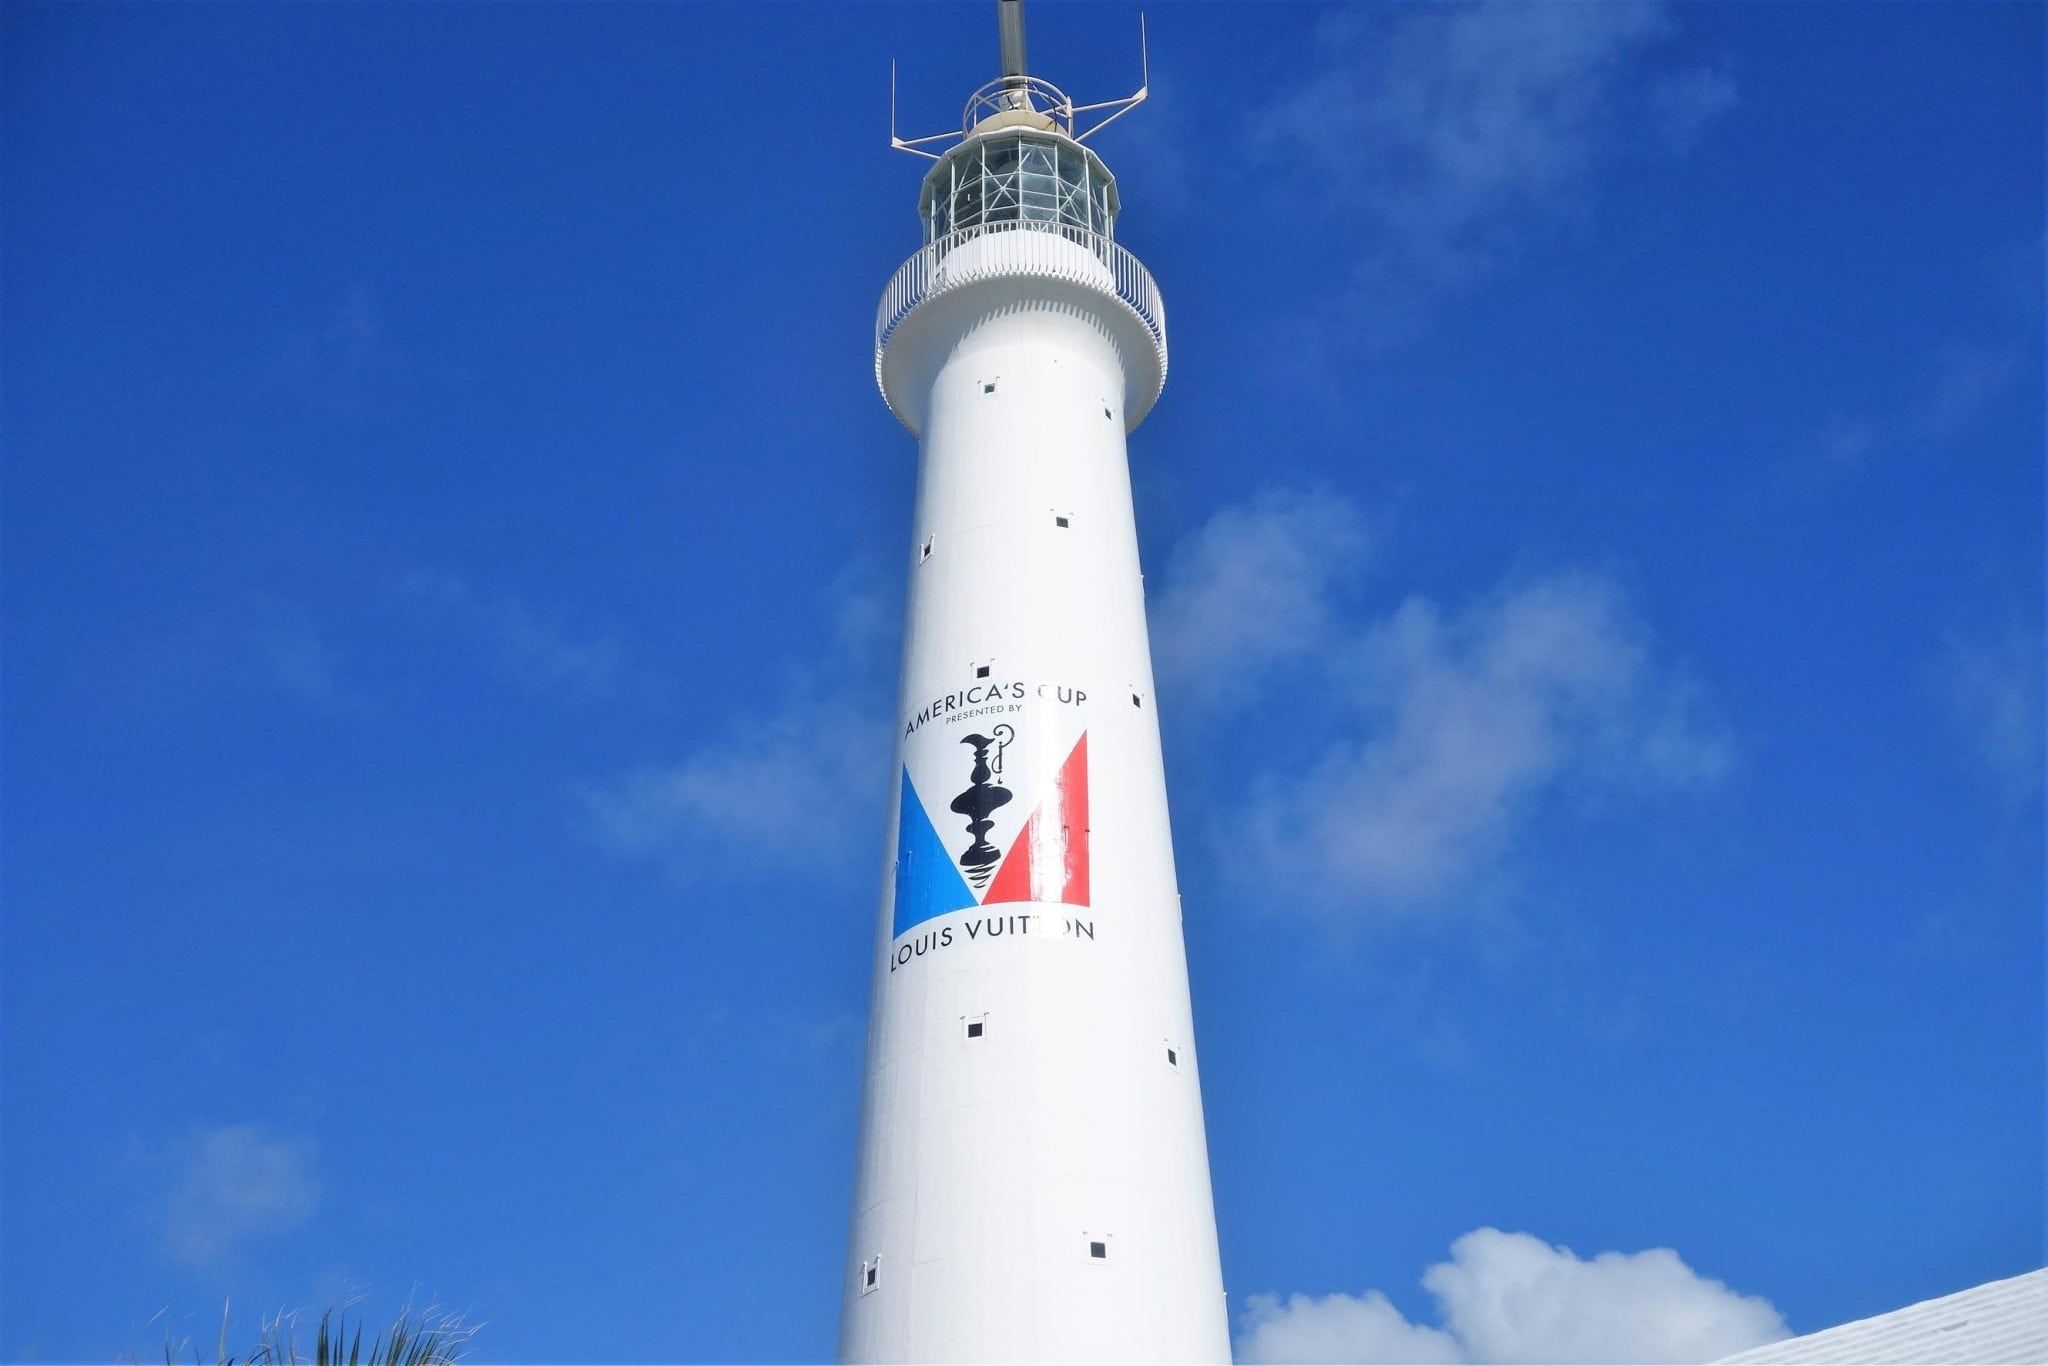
[892,679,1090,939]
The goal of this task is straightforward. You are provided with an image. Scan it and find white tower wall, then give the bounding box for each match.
[840,197,1229,1359]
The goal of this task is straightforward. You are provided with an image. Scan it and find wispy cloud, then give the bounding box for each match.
[586,714,887,869]
[1817,340,2027,473]
[1106,63,1195,217]
[255,609,361,714]
[1809,233,2038,474]
[160,1125,319,1270]
[264,286,395,414]
[580,571,898,875]
[402,570,625,699]
[1237,1228,1789,1365]
[1649,65,1740,152]
[1247,1,1731,329]
[1938,619,2044,800]
[1916,345,2026,442]
[1152,489,1370,711]
[1154,493,1727,924]
[1239,573,1727,917]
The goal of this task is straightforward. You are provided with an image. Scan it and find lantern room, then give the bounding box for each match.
[918,125,1120,242]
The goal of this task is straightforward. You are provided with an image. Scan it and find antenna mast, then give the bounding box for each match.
[889,0,1149,156]
[997,0,1029,83]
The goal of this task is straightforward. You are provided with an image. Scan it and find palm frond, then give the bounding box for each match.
[160,1298,478,1366]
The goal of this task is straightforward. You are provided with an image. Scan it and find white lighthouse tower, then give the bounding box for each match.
[840,5,1229,1362]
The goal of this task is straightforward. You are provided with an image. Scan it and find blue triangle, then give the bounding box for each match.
[893,768,976,938]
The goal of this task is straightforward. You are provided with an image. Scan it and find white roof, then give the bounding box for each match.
[1716,1268,2048,1365]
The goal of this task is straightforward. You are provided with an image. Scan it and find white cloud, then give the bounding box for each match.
[1151,490,1369,710]
[1263,0,1662,227]
[1246,2,1731,327]
[581,575,897,873]
[1238,1228,1789,1365]
[1239,1288,1463,1365]
[161,1125,319,1269]
[1148,493,1729,922]
[1426,1230,1788,1364]
[1233,569,1727,919]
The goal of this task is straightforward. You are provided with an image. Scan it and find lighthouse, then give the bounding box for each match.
[839,4,1229,1362]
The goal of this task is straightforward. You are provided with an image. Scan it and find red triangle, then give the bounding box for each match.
[984,734,1088,907]
[984,810,1040,904]
[1061,733,1089,906]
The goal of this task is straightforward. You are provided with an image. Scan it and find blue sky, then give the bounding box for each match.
[2,2,2039,1362]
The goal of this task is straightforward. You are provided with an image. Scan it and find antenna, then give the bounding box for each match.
[887,4,1151,157]
[1071,12,1148,145]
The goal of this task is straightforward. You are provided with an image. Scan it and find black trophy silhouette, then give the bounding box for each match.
[951,724,1015,890]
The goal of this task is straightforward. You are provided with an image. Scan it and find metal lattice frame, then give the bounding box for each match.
[924,132,1116,242]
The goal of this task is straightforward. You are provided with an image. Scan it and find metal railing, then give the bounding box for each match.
[874,219,1167,391]
[961,75,1074,136]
